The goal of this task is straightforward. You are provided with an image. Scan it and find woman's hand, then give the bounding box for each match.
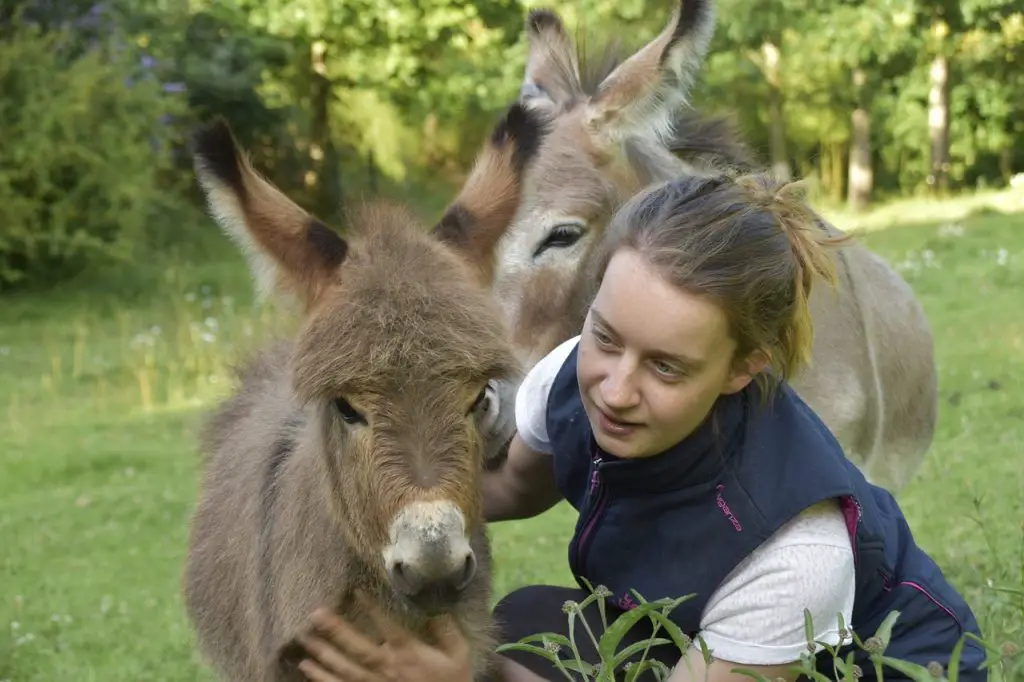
[293,592,474,682]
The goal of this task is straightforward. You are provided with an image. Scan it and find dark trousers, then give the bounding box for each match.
[491,585,683,681]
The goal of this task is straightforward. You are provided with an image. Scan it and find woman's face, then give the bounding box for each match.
[577,248,765,459]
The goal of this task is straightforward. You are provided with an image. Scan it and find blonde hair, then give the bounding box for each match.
[594,171,850,397]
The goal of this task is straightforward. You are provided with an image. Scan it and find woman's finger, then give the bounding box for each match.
[298,656,369,682]
[308,609,388,668]
[298,630,382,677]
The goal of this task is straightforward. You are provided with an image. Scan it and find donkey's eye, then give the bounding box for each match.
[533,223,585,259]
[334,397,366,426]
[469,385,490,415]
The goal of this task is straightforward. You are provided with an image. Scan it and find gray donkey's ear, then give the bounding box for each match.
[519,8,582,112]
[585,0,717,144]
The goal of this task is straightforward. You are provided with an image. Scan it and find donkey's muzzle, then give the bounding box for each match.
[383,500,477,614]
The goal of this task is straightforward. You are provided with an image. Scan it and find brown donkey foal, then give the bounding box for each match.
[182,119,520,682]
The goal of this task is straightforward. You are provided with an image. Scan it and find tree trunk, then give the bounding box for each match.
[831,142,845,204]
[761,41,791,182]
[928,52,950,194]
[310,39,342,219]
[999,148,1012,185]
[847,69,872,211]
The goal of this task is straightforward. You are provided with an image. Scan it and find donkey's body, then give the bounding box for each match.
[436,0,936,493]
[183,120,520,682]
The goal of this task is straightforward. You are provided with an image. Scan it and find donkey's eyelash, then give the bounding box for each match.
[468,385,490,415]
[334,397,367,425]
[533,222,586,258]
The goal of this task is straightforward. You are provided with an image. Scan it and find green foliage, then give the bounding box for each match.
[496,583,695,681]
[1,0,1021,288]
[0,23,187,289]
[497,582,1012,682]
[694,0,1022,202]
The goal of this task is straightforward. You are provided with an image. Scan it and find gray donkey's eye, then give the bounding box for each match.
[533,223,585,259]
[472,381,500,426]
[469,385,490,415]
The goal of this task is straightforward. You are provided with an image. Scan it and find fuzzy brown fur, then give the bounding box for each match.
[182,119,518,682]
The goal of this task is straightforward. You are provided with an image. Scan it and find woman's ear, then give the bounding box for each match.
[722,349,770,394]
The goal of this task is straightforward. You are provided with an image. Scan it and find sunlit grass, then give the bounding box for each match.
[819,186,1024,235]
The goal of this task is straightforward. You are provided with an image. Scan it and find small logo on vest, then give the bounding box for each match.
[716,484,742,532]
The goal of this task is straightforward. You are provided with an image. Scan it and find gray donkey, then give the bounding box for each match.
[435,0,937,494]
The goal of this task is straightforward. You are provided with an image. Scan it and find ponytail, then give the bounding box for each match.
[733,174,851,379]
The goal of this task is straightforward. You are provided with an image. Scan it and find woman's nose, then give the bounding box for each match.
[601,362,640,409]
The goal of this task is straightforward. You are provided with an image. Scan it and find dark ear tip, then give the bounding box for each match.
[490,103,528,147]
[676,0,713,32]
[191,117,239,166]
[190,117,246,190]
[488,102,547,174]
[526,8,562,33]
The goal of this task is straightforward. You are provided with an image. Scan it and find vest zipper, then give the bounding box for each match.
[570,453,608,579]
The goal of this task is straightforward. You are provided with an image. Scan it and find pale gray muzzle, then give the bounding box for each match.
[381,500,476,613]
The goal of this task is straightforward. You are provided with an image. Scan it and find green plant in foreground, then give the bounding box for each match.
[496,580,1013,682]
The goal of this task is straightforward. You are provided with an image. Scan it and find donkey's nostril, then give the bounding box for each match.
[455,551,477,591]
[388,559,421,596]
[386,549,477,606]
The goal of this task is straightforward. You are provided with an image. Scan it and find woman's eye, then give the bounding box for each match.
[592,328,613,347]
[334,397,367,425]
[652,361,682,379]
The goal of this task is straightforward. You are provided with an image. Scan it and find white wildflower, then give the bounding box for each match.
[937,222,964,237]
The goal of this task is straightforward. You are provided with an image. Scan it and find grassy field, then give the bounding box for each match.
[1,189,1022,681]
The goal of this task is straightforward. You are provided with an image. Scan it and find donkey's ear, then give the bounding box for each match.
[431,103,547,285]
[519,8,581,112]
[191,119,348,308]
[584,0,715,144]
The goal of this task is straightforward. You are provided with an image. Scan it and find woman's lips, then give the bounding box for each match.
[595,406,641,438]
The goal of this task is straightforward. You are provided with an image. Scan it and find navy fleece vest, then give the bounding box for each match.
[545,344,986,680]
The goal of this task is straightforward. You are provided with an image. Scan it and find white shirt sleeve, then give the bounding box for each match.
[513,336,581,455]
[693,500,856,666]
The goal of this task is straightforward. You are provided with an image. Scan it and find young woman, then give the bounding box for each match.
[293,173,987,682]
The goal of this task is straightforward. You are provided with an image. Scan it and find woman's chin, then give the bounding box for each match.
[593,432,650,460]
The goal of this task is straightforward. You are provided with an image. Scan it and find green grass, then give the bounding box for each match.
[1,191,1023,681]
